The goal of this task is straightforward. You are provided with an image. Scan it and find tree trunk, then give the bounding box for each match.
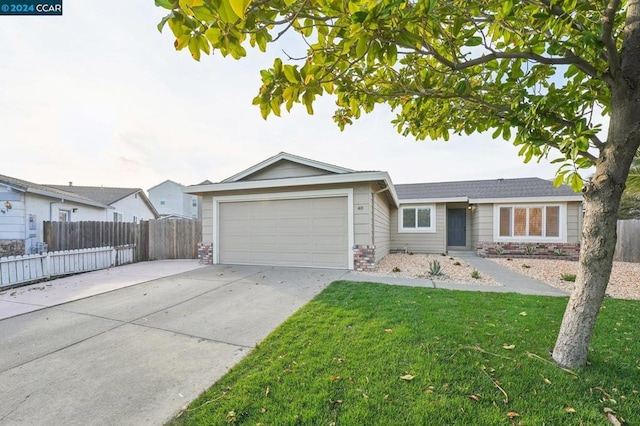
[552,3,640,366]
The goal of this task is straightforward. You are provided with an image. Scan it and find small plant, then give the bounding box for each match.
[453,261,461,266]
[471,270,481,279]
[554,248,566,256]
[441,253,447,257]
[449,257,454,260]
[524,246,536,256]
[561,273,577,282]
[495,245,505,255]
[522,264,531,269]
[429,260,443,276]
[506,258,512,261]
[392,266,401,273]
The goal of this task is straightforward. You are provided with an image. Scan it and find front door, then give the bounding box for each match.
[447,208,467,247]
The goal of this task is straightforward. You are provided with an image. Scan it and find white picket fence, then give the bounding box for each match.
[0,245,135,289]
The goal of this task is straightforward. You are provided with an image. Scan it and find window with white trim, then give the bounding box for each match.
[399,205,435,233]
[498,205,561,239]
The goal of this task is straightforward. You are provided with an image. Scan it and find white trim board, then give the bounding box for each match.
[212,188,355,270]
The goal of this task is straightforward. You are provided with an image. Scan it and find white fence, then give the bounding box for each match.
[0,245,135,289]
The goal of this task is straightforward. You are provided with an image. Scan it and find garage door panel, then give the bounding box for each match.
[219,197,348,268]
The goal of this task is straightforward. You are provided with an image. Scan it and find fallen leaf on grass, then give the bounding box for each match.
[506,412,520,418]
[503,344,516,350]
[519,311,527,316]
[607,413,622,426]
[467,394,480,401]
[400,374,415,381]
[265,386,270,397]
[604,407,616,414]
[564,406,576,413]
[330,375,341,381]
[384,329,393,333]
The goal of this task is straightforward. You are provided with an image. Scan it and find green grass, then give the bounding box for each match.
[169,282,640,425]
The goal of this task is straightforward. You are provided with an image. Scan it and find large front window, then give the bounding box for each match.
[399,205,435,233]
[498,205,561,239]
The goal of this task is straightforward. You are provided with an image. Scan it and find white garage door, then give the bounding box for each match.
[219,197,349,268]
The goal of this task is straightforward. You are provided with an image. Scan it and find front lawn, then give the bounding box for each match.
[170,282,640,425]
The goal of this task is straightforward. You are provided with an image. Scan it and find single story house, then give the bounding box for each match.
[187,152,583,270]
[48,184,159,223]
[0,174,109,256]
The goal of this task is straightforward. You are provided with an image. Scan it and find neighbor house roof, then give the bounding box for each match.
[396,177,582,203]
[0,174,108,208]
[147,179,184,192]
[48,185,159,217]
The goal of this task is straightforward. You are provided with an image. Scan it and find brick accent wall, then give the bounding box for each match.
[476,241,580,261]
[197,243,213,265]
[353,245,376,271]
[0,240,25,258]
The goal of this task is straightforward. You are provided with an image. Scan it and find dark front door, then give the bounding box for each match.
[447,208,467,247]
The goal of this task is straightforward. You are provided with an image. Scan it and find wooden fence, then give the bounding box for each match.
[0,246,135,289]
[43,219,202,261]
[614,219,640,263]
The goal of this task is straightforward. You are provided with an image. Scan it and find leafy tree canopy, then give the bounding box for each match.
[156,0,626,190]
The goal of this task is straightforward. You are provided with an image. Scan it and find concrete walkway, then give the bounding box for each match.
[0,260,208,320]
[345,252,568,297]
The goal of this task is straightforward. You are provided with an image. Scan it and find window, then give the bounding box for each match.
[497,205,562,240]
[399,205,435,233]
[59,210,69,222]
[133,216,138,223]
[113,212,123,222]
[192,198,197,207]
[160,199,165,205]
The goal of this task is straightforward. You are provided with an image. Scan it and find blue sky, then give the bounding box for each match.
[0,1,595,191]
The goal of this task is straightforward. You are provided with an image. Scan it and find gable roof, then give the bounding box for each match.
[47,185,159,217]
[396,177,582,202]
[147,179,185,192]
[221,152,355,183]
[0,174,108,208]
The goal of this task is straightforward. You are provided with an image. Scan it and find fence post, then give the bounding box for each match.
[44,251,51,279]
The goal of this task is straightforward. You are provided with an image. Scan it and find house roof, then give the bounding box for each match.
[396,177,582,202]
[221,152,355,183]
[48,185,159,217]
[147,179,185,192]
[0,174,108,208]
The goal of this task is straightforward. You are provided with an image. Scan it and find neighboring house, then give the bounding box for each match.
[48,184,159,223]
[148,179,200,219]
[0,174,109,256]
[187,152,584,271]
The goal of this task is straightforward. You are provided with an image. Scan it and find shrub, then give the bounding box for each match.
[471,270,481,279]
[561,273,577,282]
[453,261,461,266]
[524,246,536,255]
[392,266,401,273]
[429,260,443,276]
[495,245,505,255]
[522,264,531,269]
[554,248,566,256]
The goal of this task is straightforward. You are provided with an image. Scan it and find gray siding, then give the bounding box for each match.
[244,160,332,181]
[201,195,214,244]
[471,204,493,246]
[390,203,446,253]
[567,201,582,243]
[373,190,391,260]
[354,185,371,246]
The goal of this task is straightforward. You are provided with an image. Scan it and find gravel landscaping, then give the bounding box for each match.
[489,258,640,300]
[357,253,498,286]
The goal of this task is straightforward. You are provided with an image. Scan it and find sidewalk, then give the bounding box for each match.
[0,259,206,320]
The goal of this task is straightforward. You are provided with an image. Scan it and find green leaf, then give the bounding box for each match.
[283,65,300,83]
[466,36,483,47]
[352,11,368,23]
[188,37,201,60]
[228,0,251,19]
[155,0,175,9]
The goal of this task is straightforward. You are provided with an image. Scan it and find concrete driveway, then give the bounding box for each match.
[0,264,346,426]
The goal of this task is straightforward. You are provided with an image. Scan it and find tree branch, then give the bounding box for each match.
[602,0,622,78]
